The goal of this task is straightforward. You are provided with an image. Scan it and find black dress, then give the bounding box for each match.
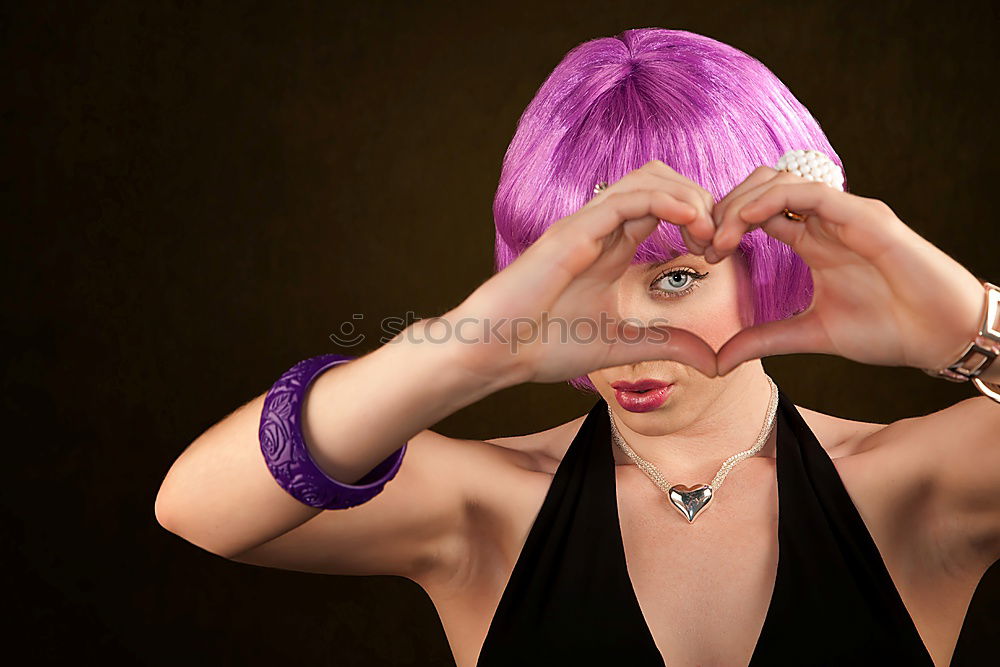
[476,383,935,666]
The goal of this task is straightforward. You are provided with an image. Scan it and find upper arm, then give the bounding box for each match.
[229,429,494,586]
[924,396,1000,564]
[854,396,1000,569]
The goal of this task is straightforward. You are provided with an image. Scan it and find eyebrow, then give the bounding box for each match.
[647,255,705,270]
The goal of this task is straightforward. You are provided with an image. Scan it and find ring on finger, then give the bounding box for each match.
[774,148,844,222]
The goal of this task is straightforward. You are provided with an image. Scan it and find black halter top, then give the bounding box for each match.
[476,383,935,666]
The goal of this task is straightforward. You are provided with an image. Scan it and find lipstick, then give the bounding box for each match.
[610,379,674,413]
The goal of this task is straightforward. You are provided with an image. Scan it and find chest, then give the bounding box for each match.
[430,448,974,667]
[611,459,976,666]
[614,462,780,666]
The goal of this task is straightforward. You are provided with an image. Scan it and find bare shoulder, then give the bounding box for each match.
[832,395,1000,471]
[405,413,588,594]
[483,413,588,473]
[845,395,999,452]
[791,402,888,457]
[821,395,1000,574]
[485,402,885,466]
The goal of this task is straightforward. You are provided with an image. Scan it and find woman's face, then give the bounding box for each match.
[587,250,760,434]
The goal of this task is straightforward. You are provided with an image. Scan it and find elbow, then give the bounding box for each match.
[154,485,179,534]
[152,484,248,560]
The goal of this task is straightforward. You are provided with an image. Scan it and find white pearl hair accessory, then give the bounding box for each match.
[775,149,845,192]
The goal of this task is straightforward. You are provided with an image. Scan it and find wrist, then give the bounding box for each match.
[980,360,1000,384]
[980,284,1000,384]
[923,278,1000,388]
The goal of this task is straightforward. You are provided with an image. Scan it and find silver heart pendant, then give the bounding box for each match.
[668,484,714,523]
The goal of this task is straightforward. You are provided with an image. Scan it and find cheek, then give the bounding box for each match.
[670,270,747,350]
[688,288,744,349]
[616,261,748,349]
[734,254,756,329]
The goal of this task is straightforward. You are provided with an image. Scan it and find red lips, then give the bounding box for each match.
[611,379,675,412]
[610,379,672,392]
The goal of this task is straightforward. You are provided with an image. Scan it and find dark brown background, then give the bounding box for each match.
[2,0,996,664]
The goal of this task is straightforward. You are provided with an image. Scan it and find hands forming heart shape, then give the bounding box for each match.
[450,159,987,386]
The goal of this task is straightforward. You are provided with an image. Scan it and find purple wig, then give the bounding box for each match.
[492,28,847,393]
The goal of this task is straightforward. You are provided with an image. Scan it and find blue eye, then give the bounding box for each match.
[650,268,709,299]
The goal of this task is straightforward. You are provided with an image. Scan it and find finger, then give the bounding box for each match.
[493,191,700,315]
[710,166,781,237]
[576,212,666,284]
[739,184,903,265]
[711,170,799,261]
[641,167,717,243]
[579,202,709,285]
[602,323,719,378]
[715,309,832,376]
[593,162,717,243]
[679,224,707,256]
[576,189,699,251]
[587,189,711,280]
[756,211,809,251]
[534,190,694,291]
[568,190,697,274]
[739,180,855,227]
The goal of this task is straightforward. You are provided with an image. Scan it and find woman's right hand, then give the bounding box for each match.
[434,160,722,387]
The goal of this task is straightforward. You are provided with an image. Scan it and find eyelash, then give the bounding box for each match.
[649,268,710,299]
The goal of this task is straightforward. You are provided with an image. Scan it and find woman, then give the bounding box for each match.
[155,29,1000,666]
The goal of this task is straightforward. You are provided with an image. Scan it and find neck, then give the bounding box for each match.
[609,366,778,483]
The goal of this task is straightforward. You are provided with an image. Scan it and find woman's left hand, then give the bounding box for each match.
[706,166,986,376]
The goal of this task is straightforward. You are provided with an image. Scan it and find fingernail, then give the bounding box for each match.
[704,245,718,263]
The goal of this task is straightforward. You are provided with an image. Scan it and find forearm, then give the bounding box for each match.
[302,313,515,483]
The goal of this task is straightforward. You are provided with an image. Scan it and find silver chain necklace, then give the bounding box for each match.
[607,375,779,523]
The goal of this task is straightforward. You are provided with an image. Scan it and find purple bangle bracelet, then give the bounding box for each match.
[258,353,408,510]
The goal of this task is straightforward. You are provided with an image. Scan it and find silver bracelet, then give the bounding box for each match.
[921,280,1000,402]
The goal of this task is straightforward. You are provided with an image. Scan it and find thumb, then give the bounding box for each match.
[601,324,719,378]
[715,311,829,375]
